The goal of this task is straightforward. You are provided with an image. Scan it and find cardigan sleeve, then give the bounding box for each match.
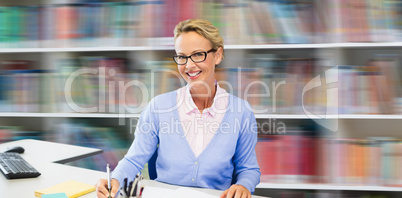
[233,108,261,194]
[112,98,159,188]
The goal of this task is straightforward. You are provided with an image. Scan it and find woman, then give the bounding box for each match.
[96,19,260,198]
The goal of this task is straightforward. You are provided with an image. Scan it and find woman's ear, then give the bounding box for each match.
[214,47,223,66]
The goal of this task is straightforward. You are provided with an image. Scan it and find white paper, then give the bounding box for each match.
[141,186,217,198]
[141,186,174,198]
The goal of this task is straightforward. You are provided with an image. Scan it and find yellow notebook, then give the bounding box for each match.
[34,180,95,198]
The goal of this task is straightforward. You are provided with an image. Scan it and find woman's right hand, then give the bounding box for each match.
[96,178,119,198]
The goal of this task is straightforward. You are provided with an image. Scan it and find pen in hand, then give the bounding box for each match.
[130,174,139,197]
[107,164,111,198]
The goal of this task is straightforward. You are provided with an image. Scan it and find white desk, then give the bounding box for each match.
[0,139,268,198]
[0,139,103,163]
[0,161,104,198]
[1,161,268,197]
[139,180,268,198]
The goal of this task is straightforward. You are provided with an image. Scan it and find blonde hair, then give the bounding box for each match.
[174,19,225,59]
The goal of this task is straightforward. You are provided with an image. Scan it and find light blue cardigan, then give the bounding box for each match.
[112,90,261,193]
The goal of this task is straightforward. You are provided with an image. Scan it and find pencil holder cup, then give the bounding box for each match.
[119,175,144,198]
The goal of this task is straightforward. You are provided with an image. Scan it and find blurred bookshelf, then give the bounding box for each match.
[1,0,402,197]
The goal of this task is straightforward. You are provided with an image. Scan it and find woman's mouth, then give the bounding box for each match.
[187,71,202,79]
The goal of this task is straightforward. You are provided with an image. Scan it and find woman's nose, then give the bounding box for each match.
[185,58,196,69]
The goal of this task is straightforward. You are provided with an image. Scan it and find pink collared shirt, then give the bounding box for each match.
[176,82,229,157]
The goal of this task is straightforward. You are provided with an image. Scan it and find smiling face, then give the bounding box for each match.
[174,31,223,88]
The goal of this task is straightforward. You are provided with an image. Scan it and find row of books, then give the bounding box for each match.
[0,1,166,48]
[0,0,314,47]
[257,135,402,187]
[0,126,42,143]
[217,55,402,115]
[0,57,323,114]
[338,56,402,114]
[316,0,402,43]
[0,56,319,113]
[1,54,401,114]
[220,56,324,115]
[2,0,401,47]
[0,58,137,113]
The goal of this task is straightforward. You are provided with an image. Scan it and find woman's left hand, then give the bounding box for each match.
[219,184,251,198]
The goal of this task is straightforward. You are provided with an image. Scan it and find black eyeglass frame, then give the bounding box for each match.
[173,49,217,65]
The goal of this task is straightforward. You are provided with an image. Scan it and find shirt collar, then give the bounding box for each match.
[183,81,227,117]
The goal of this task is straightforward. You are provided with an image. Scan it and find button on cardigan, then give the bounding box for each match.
[112,90,261,193]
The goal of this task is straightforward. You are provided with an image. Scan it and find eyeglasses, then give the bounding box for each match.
[173,49,217,65]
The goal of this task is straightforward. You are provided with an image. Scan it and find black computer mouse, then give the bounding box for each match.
[4,146,25,154]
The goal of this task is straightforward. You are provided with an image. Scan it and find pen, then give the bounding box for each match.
[107,164,111,198]
[123,178,128,195]
[127,181,133,197]
[135,175,143,197]
[130,174,139,197]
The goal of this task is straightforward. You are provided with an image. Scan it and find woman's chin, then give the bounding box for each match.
[188,80,213,90]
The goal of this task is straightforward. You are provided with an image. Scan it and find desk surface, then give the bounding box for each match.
[0,139,268,198]
[0,161,268,198]
[139,180,268,198]
[0,161,104,198]
[0,139,102,164]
